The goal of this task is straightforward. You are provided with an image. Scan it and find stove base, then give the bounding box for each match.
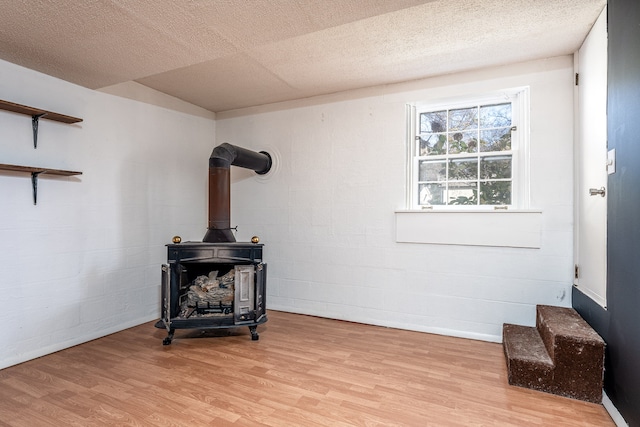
[155,314,267,344]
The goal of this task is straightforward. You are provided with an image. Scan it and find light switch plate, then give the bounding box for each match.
[607,149,616,175]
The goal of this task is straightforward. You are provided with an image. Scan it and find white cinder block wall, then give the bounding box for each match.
[218,56,575,342]
[0,55,575,368]
[0,59,215,369]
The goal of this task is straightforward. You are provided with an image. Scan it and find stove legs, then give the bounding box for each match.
[163,328,175,345]
[161,326,259,344]
[249,325,259,340]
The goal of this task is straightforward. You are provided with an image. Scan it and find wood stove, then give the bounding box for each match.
[155,143,272,345]
[155,241,266,344]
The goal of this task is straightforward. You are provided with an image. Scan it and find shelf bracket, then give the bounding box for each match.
[31,171,42,205]
[32,113,47,148]
[0,164,82,205]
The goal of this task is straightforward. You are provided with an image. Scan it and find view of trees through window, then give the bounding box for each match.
[416,102,513,206]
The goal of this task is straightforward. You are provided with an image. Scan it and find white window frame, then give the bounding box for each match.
[406,87,530,210]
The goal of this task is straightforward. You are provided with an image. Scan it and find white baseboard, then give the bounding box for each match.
[603,391,628,427]
[0,314,158,370]
[267,306,502,343]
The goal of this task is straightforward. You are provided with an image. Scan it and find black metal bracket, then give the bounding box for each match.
[0,164,82,206]
[32,113,47,148]
[30,171,43,205]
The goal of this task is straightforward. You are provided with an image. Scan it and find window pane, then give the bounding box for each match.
[418,134,447,155]
[480,181,512,205]
[449,107,477,131]
[448,158,478,180]
[419,183,446,205]
[480,128,511,152]
[419,159,446,181]
[448,181,478,205]
[420,111,447,133]
[411,92,522,210]
[480,155,512,179]
[448,131,478,154]
[479,103,511,128]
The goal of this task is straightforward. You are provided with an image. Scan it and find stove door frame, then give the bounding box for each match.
[156,242,267,344]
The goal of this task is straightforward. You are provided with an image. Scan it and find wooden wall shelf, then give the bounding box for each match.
[0,163,82,205]
[0,99,82,148]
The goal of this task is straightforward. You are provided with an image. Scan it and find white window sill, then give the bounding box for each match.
[395,209,542,248]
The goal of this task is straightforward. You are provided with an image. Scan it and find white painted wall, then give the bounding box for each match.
[0,59,215,369]
[0,55,575,368]
[217,56,575,342]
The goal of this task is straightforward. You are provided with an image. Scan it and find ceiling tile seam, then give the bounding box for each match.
[96,0,459,87]
[107,0,247,80]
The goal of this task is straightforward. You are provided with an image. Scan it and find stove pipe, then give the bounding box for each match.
[203,143,272,243]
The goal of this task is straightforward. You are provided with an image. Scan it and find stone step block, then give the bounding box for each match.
[503,305,605,403]
[503,323,554,392]
[536,305,605,402]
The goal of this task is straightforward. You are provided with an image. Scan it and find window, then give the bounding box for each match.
[407,89,529,209]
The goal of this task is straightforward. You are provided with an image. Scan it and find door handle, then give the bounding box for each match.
[589,187,606,197]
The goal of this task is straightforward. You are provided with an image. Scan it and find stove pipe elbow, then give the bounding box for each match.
[203,143,272,243]
[209,143,272,174]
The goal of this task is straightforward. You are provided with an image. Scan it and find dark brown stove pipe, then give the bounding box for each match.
[203,143,272,243]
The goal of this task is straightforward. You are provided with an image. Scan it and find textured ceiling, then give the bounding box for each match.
[0,0,606,113]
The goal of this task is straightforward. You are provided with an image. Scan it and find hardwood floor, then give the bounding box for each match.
[0,311,614,426]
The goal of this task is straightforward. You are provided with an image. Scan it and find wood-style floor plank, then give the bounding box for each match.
[0,310,614,426]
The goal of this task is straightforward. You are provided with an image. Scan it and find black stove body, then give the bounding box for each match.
[156,241,267,344]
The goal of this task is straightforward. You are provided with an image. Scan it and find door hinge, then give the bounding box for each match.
[575,73,579,86]
[574,264,579,279]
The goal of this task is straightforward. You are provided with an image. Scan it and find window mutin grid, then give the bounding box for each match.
[413,100,516,207]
